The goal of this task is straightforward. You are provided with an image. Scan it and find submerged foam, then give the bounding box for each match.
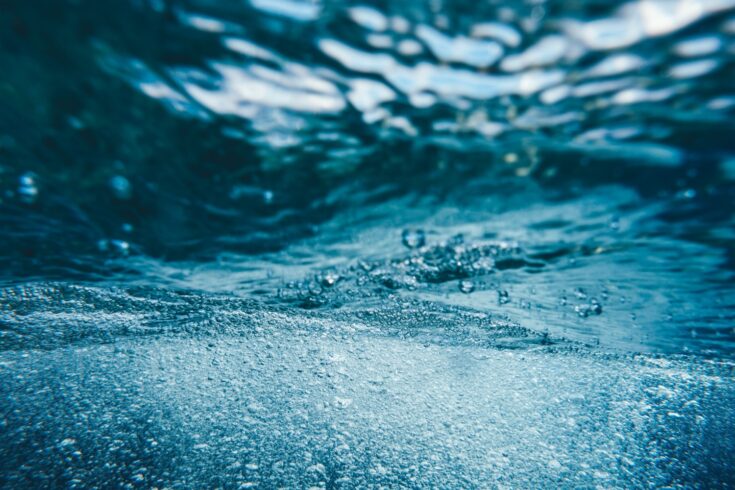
[1,284,733,488]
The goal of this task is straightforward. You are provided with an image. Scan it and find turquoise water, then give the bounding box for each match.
[1,0,735,487]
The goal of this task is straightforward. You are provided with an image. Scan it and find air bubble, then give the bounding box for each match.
[17,172,38,204]
[98,239,130,256]
[109,175,132,200]
[679,188,697,199]
[319,271,340,287]
[402,229,426,249]
[459,279,475,294]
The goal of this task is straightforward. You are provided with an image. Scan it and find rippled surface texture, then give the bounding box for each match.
[2,0,735,487]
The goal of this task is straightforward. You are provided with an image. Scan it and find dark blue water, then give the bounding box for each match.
[1,0,735,487]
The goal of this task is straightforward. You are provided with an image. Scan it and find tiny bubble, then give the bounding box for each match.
[109,175,132,200]
[681,188,697,199]
[402,229,425,249]
[458,279,475,294]
[17,172,38,204]
[99,239,130,256]
[67,116,84,130]
[320,271,340,288]
[111,239,130,255]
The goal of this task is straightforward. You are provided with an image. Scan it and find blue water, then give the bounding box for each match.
[1,0,735,487]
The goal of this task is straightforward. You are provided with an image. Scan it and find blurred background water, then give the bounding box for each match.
[1,0,735,487]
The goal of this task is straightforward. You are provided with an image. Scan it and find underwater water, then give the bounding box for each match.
[1,0,735,487]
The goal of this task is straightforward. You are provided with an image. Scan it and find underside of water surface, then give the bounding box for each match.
[1,0,735,488]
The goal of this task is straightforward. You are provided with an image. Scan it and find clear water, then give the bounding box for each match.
[1,0,735,487]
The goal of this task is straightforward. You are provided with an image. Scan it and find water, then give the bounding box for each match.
[1,0,734,487]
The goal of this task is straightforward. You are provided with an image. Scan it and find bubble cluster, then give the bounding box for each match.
[575,299,603,318]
